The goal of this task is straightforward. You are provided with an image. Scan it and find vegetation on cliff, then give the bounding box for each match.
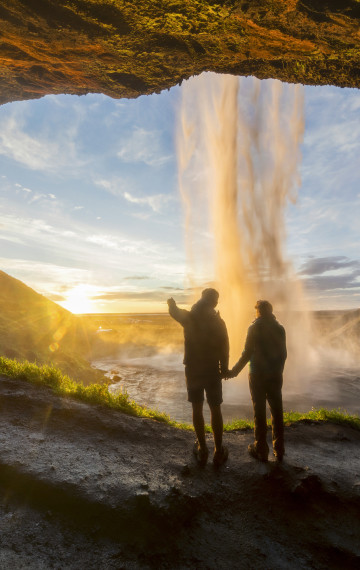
[0,355,187,426]
[1,356,359,431]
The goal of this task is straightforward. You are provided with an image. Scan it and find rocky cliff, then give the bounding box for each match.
[1,0,359,106]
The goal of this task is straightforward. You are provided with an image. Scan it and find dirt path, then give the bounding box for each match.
[0,375,359,569]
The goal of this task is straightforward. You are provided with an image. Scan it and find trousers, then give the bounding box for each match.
[249,373,284,457]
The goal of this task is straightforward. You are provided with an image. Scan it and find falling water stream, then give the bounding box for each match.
[177,73,312,380]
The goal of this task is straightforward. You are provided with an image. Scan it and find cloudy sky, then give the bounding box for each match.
[0,73,359,313]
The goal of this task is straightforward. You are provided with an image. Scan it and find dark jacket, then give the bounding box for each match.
[232,315,287,377]
[169,299,229,378]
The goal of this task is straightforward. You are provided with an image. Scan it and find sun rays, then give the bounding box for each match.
[60,284,96,314]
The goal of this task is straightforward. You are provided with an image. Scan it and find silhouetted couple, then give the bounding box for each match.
[168,289,287,466]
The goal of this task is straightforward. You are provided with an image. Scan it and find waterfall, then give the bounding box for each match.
[177,72,312,377]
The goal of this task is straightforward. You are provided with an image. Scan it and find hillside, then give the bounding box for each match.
[0,0,359,107]
[0,270,104,384]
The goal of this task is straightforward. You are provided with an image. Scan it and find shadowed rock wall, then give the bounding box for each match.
[0,0,359,105]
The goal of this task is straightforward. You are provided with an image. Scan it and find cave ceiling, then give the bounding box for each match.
[0,0,359,106]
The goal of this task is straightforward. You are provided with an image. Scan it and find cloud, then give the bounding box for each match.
[0,211,180,277]
[123,191,171,213]
[299,256,360,276]
[14,183,32,194]
[301,88,360,200]
[117,127,172,167]
[0,234,26,245]
[131,212,151,220]
[0,105,85,174]
[0,213,92,267]
[86,232,146,254]
[91,286,190,303]
[123,275,149,281]
[11,184,61,210]
[89,282,199,308]
[92,290,168,302]
[304,120,360,156]
[0,257,92,291]
[86,234,118,249]
[303,273,360,292]
[4,215,75,239]
[0,115,60,171]
[95,178,171,213]
[287,194,360,261]
[94,177,132,197]
[299,256,360,293]
[29,193,48,204]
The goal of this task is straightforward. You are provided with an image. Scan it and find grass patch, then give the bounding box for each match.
[224,408,360,432]
[283,408,360,431]
[224,418,254,431]
[0,356,192,430]
[0,357,359,432]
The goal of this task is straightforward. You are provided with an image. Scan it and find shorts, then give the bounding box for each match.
[185,367,223,406]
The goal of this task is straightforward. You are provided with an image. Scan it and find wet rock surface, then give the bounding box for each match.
[0,375,359,569]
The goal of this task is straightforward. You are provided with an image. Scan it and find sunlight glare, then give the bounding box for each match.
[61,284,95,314]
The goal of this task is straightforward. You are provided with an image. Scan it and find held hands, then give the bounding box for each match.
[222,368,237,380]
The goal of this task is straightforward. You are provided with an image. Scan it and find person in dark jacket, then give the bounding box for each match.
[168,288,229,466]
[230,300,287,462]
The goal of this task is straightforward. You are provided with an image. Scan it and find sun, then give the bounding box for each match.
[61,284,95,314]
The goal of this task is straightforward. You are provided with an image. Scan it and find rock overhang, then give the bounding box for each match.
[0,0,359,106]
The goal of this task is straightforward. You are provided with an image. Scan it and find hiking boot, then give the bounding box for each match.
[193,441,209,466]
[248,443,268,462]
[213,445,229,467]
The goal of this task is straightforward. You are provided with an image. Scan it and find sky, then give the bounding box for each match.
[0,73,359,313]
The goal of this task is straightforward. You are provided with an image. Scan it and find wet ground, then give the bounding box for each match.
[0,375,359,569]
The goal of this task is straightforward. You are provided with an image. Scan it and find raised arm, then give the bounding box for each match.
[167,297,190,327]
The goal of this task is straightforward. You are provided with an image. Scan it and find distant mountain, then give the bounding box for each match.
[0,271,104,384]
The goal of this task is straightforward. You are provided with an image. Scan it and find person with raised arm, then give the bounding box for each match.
[168,289,229,467]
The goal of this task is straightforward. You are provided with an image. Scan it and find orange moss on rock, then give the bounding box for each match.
[0,0,359,104]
